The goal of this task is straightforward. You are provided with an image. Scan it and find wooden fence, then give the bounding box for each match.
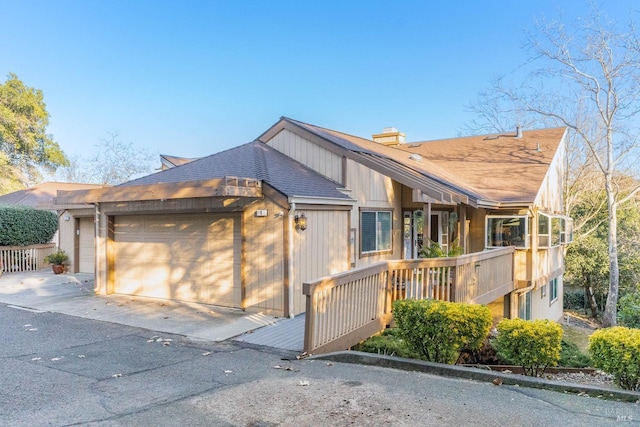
[0,244,57,274]
[303,247,515,354]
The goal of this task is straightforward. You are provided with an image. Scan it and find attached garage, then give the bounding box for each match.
[112,213,241,307]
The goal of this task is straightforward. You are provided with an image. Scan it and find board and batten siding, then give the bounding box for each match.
[292,209,350,314]
[535,135,566,213]
[242,199,285,314]
[345,159,403,267]
[267,129,343,184]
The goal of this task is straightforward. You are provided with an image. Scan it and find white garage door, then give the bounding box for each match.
[78,217,95,274]
[113,213,241,307]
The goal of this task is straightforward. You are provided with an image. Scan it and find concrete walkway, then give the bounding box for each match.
[0,269,282,342]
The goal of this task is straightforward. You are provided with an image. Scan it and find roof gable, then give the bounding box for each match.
[262,117,566,207]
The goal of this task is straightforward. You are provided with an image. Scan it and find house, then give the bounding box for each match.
[0,182,105,274]
[55,117,571,325]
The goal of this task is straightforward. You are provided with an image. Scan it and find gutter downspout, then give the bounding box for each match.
[287,201,296,318]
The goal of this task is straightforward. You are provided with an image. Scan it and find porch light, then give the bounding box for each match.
[295,212,307,231]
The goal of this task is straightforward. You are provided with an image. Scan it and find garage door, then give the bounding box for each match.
[78,217,95,274]
[113,213,241,307]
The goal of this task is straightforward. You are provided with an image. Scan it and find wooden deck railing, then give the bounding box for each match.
[303,246,515,355]
[0,244,57,274]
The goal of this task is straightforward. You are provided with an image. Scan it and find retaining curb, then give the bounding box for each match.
[312,350,640,403]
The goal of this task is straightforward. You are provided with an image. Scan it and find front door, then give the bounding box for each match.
[403,210,424,259]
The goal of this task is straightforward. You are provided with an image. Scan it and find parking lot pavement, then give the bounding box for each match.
[2,303,639,426]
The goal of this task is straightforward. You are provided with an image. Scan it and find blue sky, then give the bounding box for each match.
[1,1,637,161]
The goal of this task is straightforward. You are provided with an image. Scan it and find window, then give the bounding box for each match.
[361,210,392,254]
[551,216,562,247]
[486,215,529,248]
[550,277,558,304]
[518,291,532,320]
[561,217,574,244]
[538,213,551,248]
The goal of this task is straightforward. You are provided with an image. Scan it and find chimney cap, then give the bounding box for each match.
[383,127,398,134]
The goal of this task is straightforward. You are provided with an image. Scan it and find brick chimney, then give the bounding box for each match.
[372,127,405,146]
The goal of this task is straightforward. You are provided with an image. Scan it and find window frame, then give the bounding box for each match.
[561,217,574,244]
[549,277,558,304]
[360,209,393,256]
[551,216,562,247]
[538,212,551,248]
[518,291,532,320]
[485,215,529,249]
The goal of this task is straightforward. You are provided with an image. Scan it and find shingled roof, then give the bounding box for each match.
[0,182,105,210]
[398,128,566,203]
[265,117,566,206]
[123,141,350,200]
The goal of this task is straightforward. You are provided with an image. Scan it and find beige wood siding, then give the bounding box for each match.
[112,213,241,307]
[267,129,343,183]
[535,135,565,213]
[243,199,285,314]
[346,159,402,267]
[293,210,350,314]
[78,217,95,273]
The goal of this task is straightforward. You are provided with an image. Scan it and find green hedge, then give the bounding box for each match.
[589,326,640,390]
[0,205,57,246]
[493,318,563,376]
[618,292,640,329]
[392,299,492,364]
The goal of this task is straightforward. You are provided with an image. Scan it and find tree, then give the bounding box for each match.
[0,73,67,193]
[467,5,640,326]
[56,131,155,185]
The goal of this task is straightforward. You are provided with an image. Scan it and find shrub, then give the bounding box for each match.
[563,289,585,311]
[493,318,563,376]
[392,299,492,364]
[0,205,57,246]
[353,328,421,359]
[44,250,69,265]
[618,292,640,328]
[589,327,640,391]
[559,338,591,368]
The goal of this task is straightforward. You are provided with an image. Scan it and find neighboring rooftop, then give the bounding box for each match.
[0,182,105,210]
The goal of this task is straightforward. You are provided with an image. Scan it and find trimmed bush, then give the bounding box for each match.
[618,292,640,329]
[589,326,640,391]
[493,318,563,376]
[392,299,492,364]
[0,205,57,246]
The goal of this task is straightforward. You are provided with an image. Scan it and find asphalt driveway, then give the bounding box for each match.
[0,269,280,342]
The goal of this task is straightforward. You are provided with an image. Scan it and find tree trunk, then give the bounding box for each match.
[602,177,619,327]
[586,281,598,319]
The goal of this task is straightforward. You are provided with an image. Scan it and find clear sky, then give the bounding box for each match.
[1,0,637,161]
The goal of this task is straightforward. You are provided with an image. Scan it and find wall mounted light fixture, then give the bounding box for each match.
[295,212,307,230]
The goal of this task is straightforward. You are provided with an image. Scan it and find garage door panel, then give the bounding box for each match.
[113,213,240,307]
